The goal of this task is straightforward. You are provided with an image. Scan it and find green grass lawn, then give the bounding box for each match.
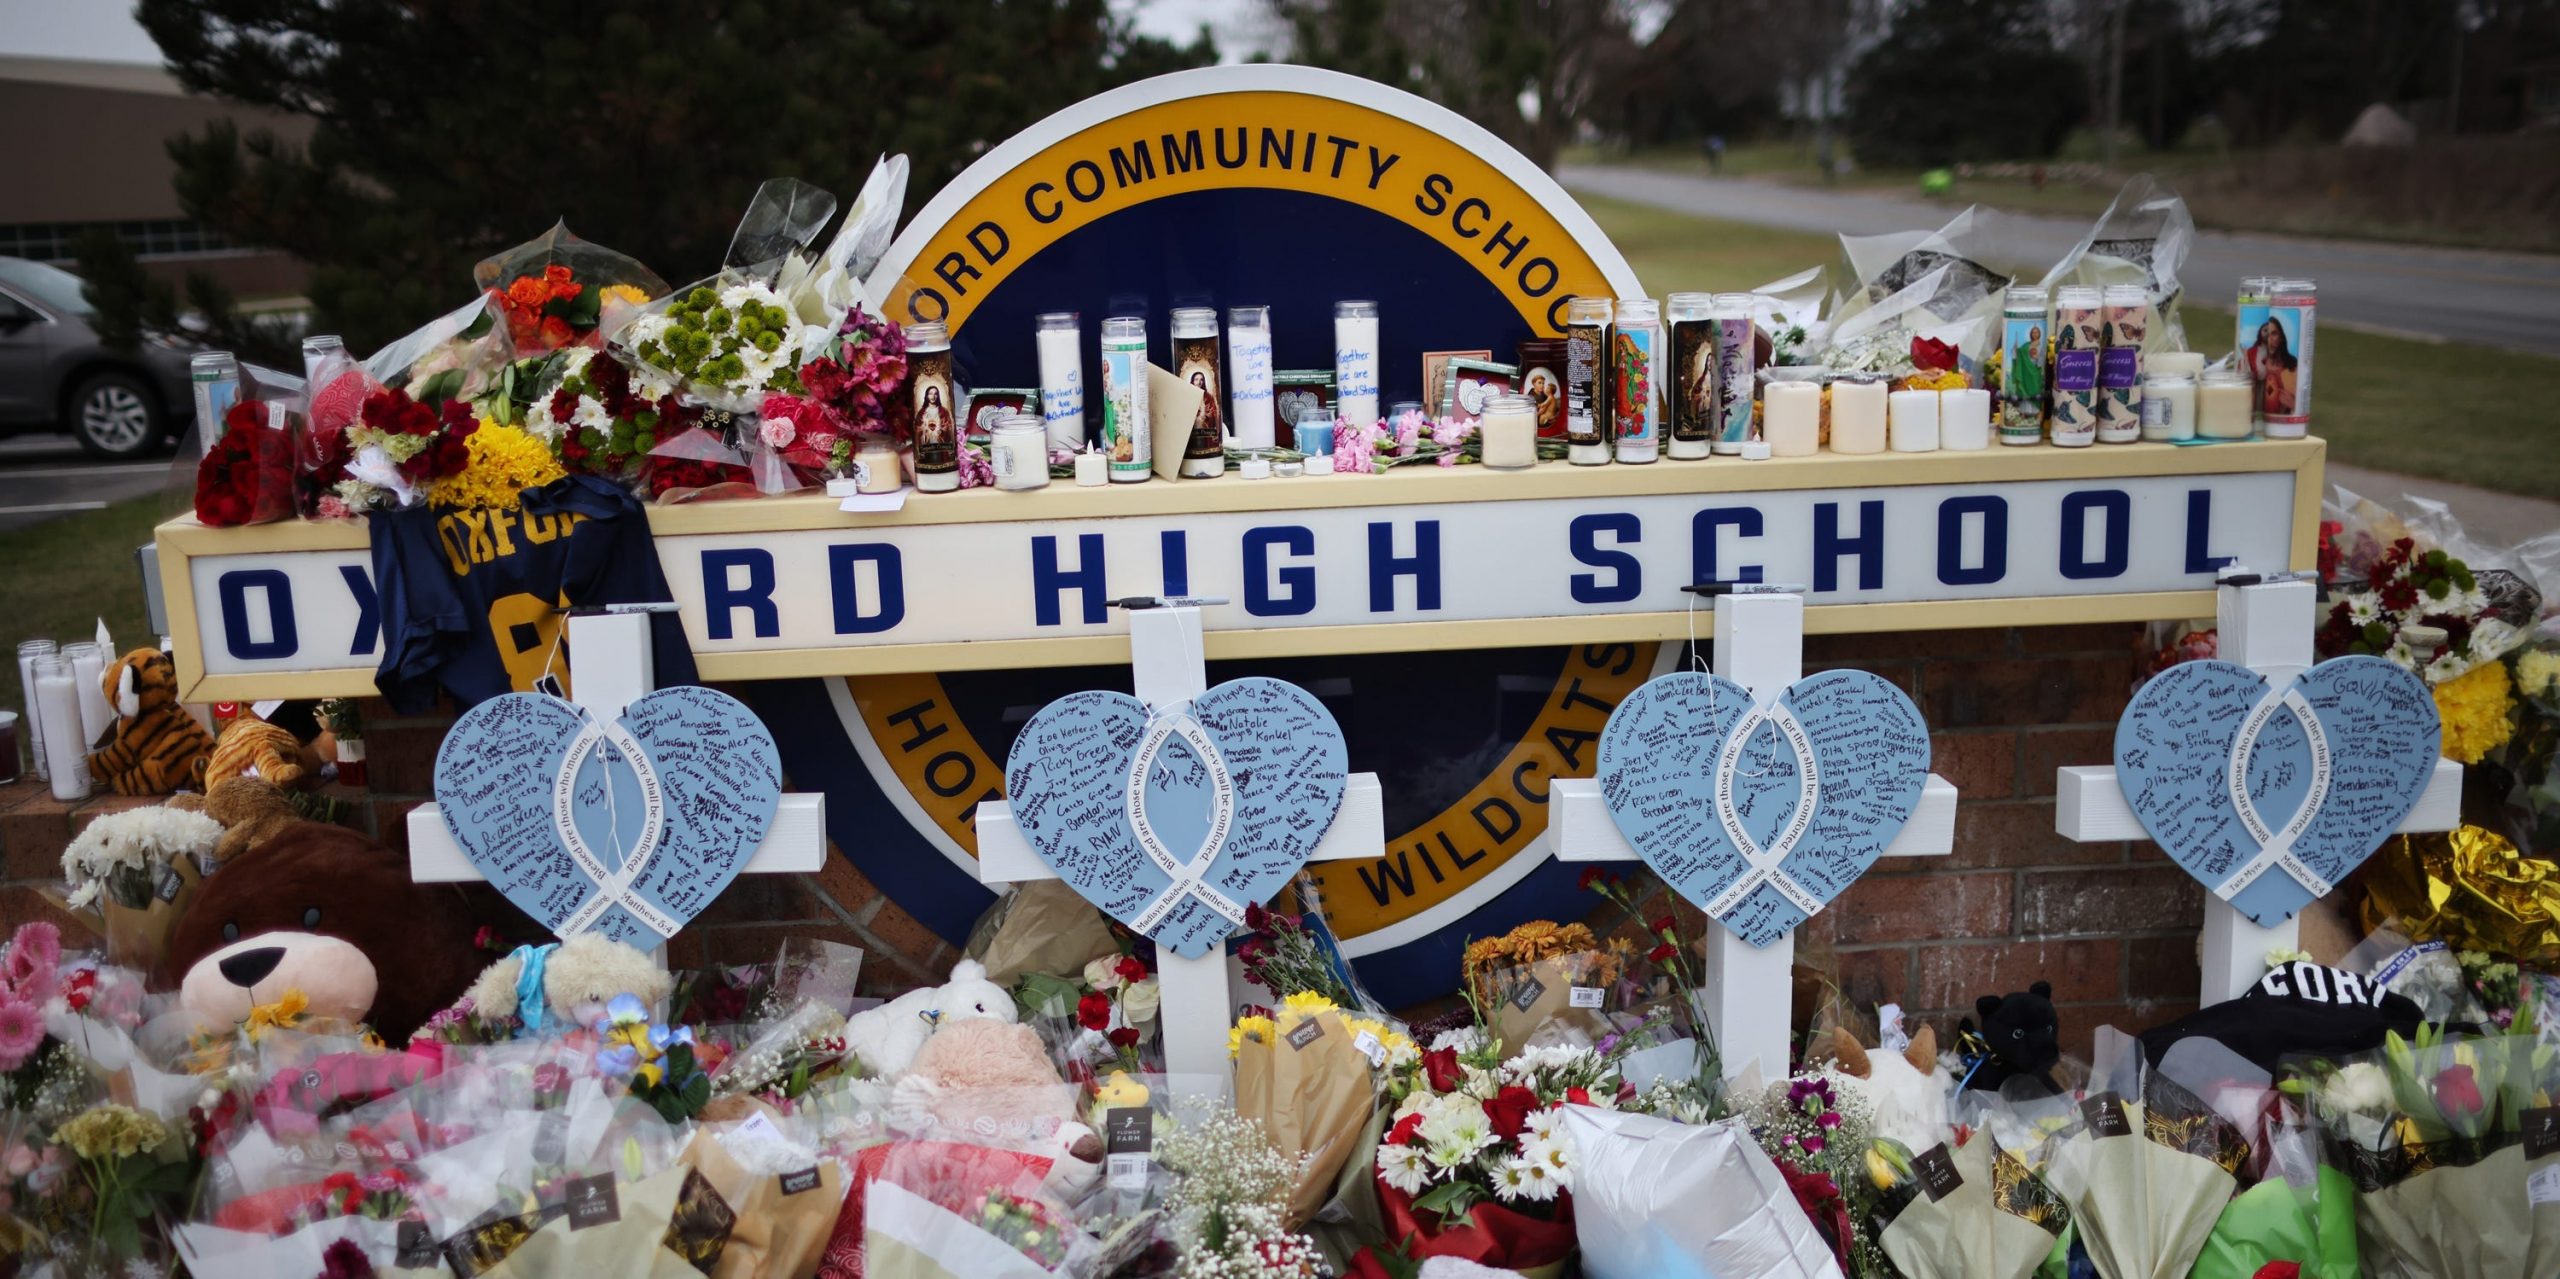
[1579,193,2560,500]
[0,497,169,746]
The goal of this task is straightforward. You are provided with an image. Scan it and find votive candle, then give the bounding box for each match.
[1830,378,1887,455]
[62,641,111,746]
[2197,370,2253,440]
[1888,389,1941,452]
[1074,447,1109,486]
[1480,393,1538,470]
[1940,388,1992,451]
[855,437,901,494]
[1763,382,1820,457]
[1036,312,1083,451]
[1227,305,1276,450]
[2142,374,2196,442]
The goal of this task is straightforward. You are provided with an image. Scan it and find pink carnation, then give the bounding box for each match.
[0,1000,42,1072]
[957,447,995,489]
[314,495,353,520]
[758,415,796,450]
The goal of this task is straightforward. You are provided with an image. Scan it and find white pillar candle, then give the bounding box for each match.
[32,656,88,801]
[1226,305,1275,451]
[1479,393,1538,470]
[1889,389,1941,452]
[1333,300,1380,427]
[1940,388,1992,451]
[1830,378,1888,455]
[15,639,54,781]
[1763,382,1820,457]
[63,641,112,747]
[1036,312,1084,451]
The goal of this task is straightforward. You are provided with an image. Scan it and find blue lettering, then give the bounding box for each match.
[1160,530,1190,597]
[1032,533,1109,626]
[1936,496,2009,586]
[1367,520,1442,612]
[2061,490,2131,580]
[2185,489,2236,575]
[701,549,779,639]
[1689,507,1764,586]
[1243,526,1316,617]
[217,569,297,660]
[338,564,379,657]
[1814,500,1886,593]
[827,544,905,635]
[1568,513,1642,603]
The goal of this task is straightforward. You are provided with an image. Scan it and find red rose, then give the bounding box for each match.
[1076,992,1112,1031]
[2252,1264,2302,1279]
[1910,336,1959,371]
[1386,1111,1427,1147]
[1565,1086,1591,1105]
[1423,1047,1463,1094]
[1114,956,1149,984]
[1482,1085,1539,1140]
[1107,1027,1140,1048]
[2435,1063,2485,1118]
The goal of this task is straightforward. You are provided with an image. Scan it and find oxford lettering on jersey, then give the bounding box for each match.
[186,471,2292,677]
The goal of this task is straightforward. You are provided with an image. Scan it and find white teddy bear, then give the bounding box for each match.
[466,933,674,1034]
[843,957,1017,1077]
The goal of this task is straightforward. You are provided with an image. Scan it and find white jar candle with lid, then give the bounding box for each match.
[2197,369,2253,439]
[990,413,1050,491]
[1479,393,1538,470]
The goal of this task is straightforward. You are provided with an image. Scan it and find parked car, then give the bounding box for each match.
[0,256,198,459]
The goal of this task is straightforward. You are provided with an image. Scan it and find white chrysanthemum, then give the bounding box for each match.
[556,346,595,378]
[622,314,673,347]
[1494,1156,1560,1202]
[1429,1025,1487,1054]
[2346,594,2381,626]
[631,366,676,402]
[1377,1141,1435,1195]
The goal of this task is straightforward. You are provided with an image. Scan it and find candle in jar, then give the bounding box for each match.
[990,414,1050,491]
[1710,292,1756,453]
[1479,393,1538,470]
[1227,306,1276,451]
[1888,389,1941,452]
[1239,455,1272,480]
[1035,312,1084,451]
[0,710,17,785]
[1763,382,1820,457]
[15,639,54,782]
[2141,374,2196,442]
[1611,298,1660,464]
[1665,292,1715,458]
[1171,307,1225,478]
[31,655,87,802]
[1333,300,1380,427]
[855,437,901,494]
[2197,370,2253,439]
[908,321,959,493]
[1564,296,1613,466]
[1830,378,1887,455]
[1099,316,1151,482]
[62,641,111,746]
[1940,388,1992,450]
[1074,447,1109,487]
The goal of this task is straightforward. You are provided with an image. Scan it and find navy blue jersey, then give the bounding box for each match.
[369,474,697,711]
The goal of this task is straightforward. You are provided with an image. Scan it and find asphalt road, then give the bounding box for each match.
[1558,166,2560,357]
[0,434,182,533]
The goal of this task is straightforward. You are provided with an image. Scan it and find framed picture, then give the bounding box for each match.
[1422,349,1490,417]
[1516,339,1567,438]
[1273,369,1336,431]
[964,388,1034,442]
[1440,358,1519,420]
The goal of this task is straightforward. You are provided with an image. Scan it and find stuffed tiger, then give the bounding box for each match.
[206,716,310,789]
[84,648,217,796]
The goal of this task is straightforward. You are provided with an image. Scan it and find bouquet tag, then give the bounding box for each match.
[2526,1106,2560,1160]
[2080,1093,2132,1139]
[565,1173,620,1230]
[778,1166,823,1196]
[735,1111,784,1145]
[1286,1017,1326,1051]
[154,862,184,903]
[1568,985,1606,1010]
[2531,1163,2560,1206]
[1353,1029,1387,1067]
[1106,1106,1154,1191]
[1914,1143,1964,1202]
[396,1219,441,1270]
[1510,976,1547,1012]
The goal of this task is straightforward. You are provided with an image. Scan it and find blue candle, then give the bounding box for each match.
[1295,417,1335,457]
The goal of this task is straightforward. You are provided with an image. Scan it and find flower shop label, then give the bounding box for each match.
[565,1174,620,1230]
[1596,668,1930,947]
[1003,678,1348,958]
[1285,1016,1327,1050]
[2080,1094,2132,1138]
[1914,1144,1964,1202]
[778,1167,823,1196]
[2115,655,2440,927]
[433,686,782,949]
[1106,1107,1154,1190]
[2525,1107,2560,1161]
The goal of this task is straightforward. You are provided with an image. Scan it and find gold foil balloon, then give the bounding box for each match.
[2360,826,2560,964]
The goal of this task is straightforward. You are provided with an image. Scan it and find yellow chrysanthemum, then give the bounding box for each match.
[1898,368,1969,393]
[2516,649,2560,700]
[58,1103,167,1161]
[2434,660,2516,764]
[431,421,567,511]
[602,284,653,307]
[1279,991,1340,1019]
[1227,1015,1275,1058]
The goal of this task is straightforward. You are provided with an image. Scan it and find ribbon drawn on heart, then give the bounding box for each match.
[1125,708,1245,934]
[550,716,682,940]
[2215,681,2335,901]
[1701,695,1827,920]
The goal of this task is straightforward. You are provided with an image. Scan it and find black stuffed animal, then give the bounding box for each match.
[1958,980,2062,1095]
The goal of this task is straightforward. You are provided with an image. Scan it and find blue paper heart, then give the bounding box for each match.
[2115,656,2440,926]
[1597,669,1931,947]
[434,685,783,948]
[1004,677,1348,958]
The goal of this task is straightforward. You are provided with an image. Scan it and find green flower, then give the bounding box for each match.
[59,1103,166,1160]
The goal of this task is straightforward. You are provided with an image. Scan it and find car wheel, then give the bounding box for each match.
[68,371,165,459]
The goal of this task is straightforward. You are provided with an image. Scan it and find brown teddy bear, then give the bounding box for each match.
[168,776,308,864]
[159,821,485,1041]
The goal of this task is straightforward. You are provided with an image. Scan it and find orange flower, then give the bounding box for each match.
[506,275,551,310]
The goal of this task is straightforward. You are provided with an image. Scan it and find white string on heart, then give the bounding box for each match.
[1124,704,1247,935]
[1689,590,1769,779]
[2215,679,2336,901]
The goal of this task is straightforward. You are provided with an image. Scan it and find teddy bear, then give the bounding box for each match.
[1958,980,2062,1095]
[462,932,674,1035]
[1827,1022,1952,1153]
[167,776,309,864]
[891,1018,1103,1196]
[161,821,486,1041]
[842,957,1018,1077]
[82,647,217,796]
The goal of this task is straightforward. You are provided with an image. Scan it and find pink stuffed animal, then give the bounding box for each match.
[890,1018,1103,1195]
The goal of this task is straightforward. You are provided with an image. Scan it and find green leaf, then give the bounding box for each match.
[1407,1179,1482,1222]
[551,288,603,329]
[460,307,495,341]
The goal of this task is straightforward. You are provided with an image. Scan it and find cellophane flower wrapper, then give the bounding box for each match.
[365,292,513,408]
[523,345,690,489]
[1830,205,2008,365]
[645,422,760,502]
[2301,1030,2560,1278]
[417,1072,707,1275]
[860,1134,1100,1279]
[681,1103,853,1279]
[780,156,909,330]
[1822,258,1998,385]
[1480,950,1638,1057]
[2029,1028,2248,1279]
[2135,1034,2356,1279]
[473,220,671,358]
[2035,175,2196,357]
[192,363,305,527]
[2341,927,2484,1025]
[1861,1127,2067,1279]
[1564,1104,1842,1279]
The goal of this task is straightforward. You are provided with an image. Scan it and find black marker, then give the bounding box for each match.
[2214,569,2318,589]
[1112,596,1231,610]
[565,601,682,616]
[1682,581,1809,597]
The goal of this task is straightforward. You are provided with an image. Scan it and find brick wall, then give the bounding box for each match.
[0,621,2207,1054]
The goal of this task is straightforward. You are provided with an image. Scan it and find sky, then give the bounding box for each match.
[0,0,1283,64]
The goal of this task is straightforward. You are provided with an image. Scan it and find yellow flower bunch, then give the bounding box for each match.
[1897,367,1969,393]
[431,421,566,511]
[2516,648,2560,701]
[245,989,309,1040]
[1278,991,1340,1019]
[1463,920,1607,1001]
[58,1103,166,1161]
[2434,660,2516,764]
[1228,1014,1277,1058]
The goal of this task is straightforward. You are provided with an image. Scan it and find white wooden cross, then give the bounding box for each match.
[1548,590,1961,1081]
[405,610,831,966]
[971,605,1387,1095]
[2052,573,2463,1003]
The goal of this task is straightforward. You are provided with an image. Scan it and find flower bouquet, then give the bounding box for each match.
[2025,1028,2249,1279]
[616,278,813,414]
[1015,951,1160,1080]
[523,345,691,488]
[53,804,221,971]
[645,422,759,502]
[759,304,913,490]
[1863,1128,2073,1279]
[1231,991,1411,1228]
[1565,1104,1844,1279]
[473,220,668,357]
[1744,1068,1891,1274]
[192,365,304,527]
[363,293,515,410]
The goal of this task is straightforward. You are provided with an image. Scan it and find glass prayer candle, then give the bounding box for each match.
[1479,393,1538,470]
[15,638,54,781]
[2197,369,2254,440]
[1710,292,1756,453]
[1666,292,1714,459]
[1171,307,1225,478]
[1226,306,1275,451]
[1036,311,1083,451]
[908,321,959,492]
[1333,300,1380,427]
[1100,316,1151,482]
[1564,297,1613,466]
[990,414,1050,491]
[2141,374,2195,442]
[1611,298,1660,464]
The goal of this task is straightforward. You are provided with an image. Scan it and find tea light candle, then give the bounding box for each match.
[1888,389,1940,452]
[1739,440,1772,460]
[1763,382,1820,457]
[855,438,901,494]
[2197,370,2253,440]
[62,641,111,745]
[1074,447,1108,486]
[1334,300,1380,426]
[1036,312,1083,451]
[1239,455,1272,480]
[1830,378,1887,455]
[1940,388,1992,451]
[31,655,87,801]
[1479,393,1538,470]
[1304,453,1333,476]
